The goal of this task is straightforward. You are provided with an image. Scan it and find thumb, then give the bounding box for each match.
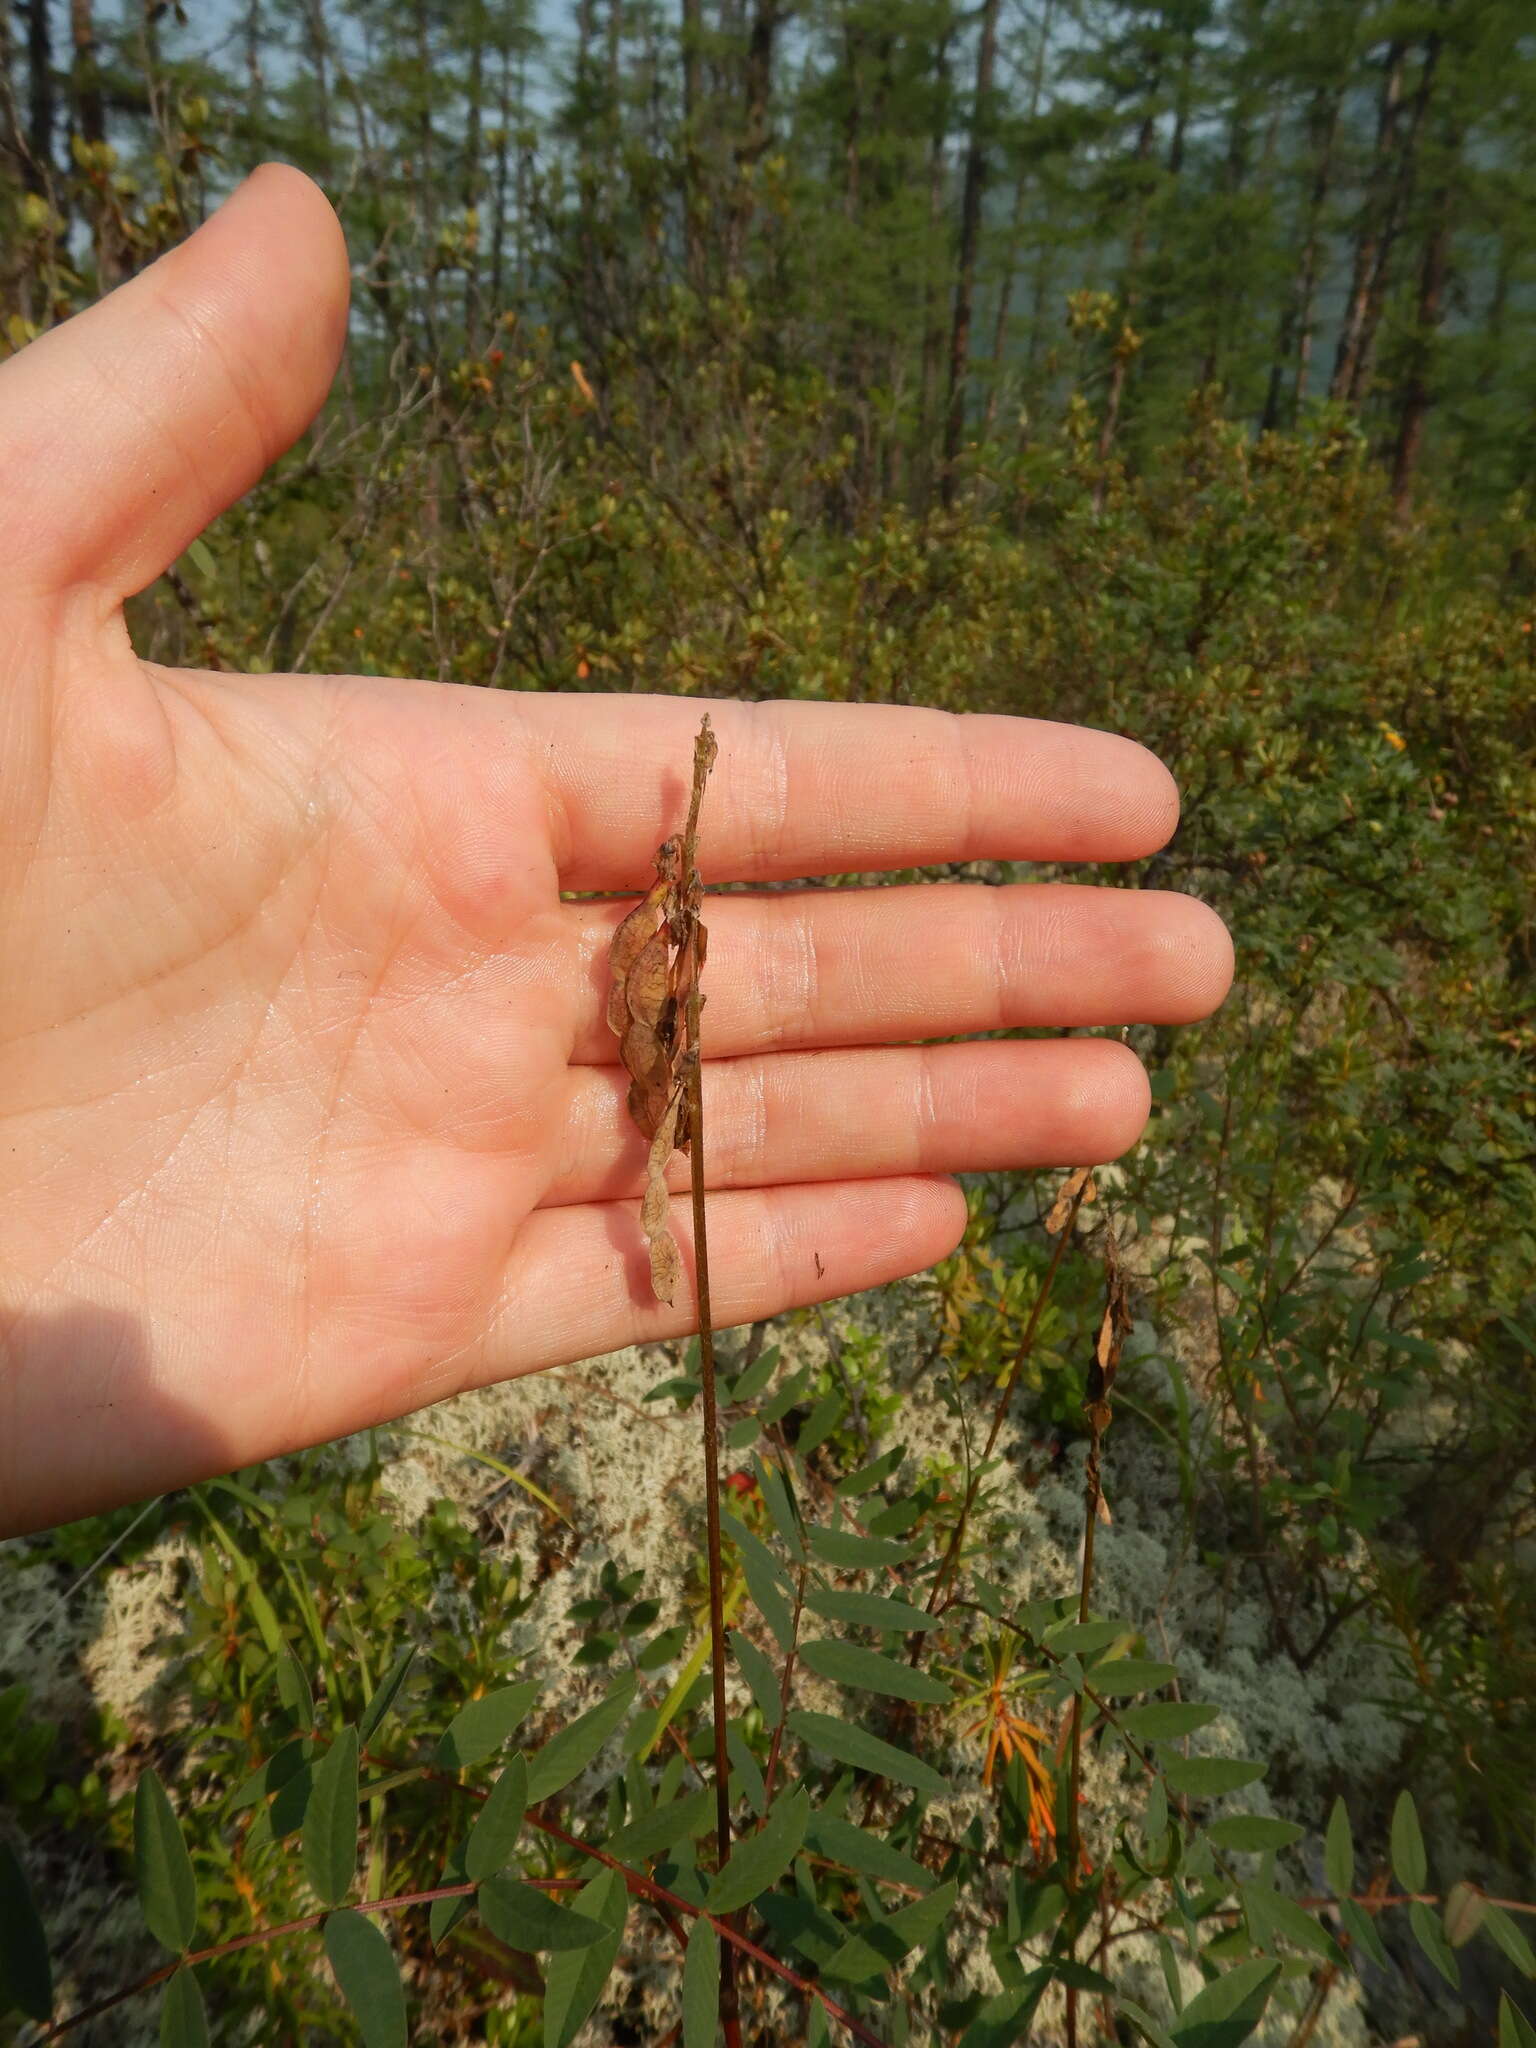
[0,164,348,608]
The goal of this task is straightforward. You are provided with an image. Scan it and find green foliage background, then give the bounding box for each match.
[1,2,1535,2044]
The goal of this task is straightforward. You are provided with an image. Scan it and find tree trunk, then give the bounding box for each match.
[1096,109,1157,479]
[941,0,1001,507]
[23,0,54,198]
[680,0,703,283]
[1348,30,1441,411]
[1261,86,1339,430]
[1390,122,1457,517]
[1330,39,1405,404]
[982,0,1056,436]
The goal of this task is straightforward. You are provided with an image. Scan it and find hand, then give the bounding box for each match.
[0,168,1232,1537]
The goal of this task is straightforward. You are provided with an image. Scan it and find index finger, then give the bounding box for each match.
[515,695,1179,889]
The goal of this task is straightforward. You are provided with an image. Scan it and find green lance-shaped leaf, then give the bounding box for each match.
[160,1966,209,2048]
[604,1788,715,1866]
[1205,1817,1303,1855]
[0,1838,52,2022]
[724,1512,794,1650]
[1088,1659,1178,1696]
[1410,1900,1460,1988]
[1324,1796,1354,1898]
[359,1645,417,1746]
[1483,1901,1536,1978]
[799,1638,952,1705]
[323,1909,407,2048]
[788,1710,949,1801]
[795,1389,845,1456]
[751,1455,806,1561]
[1337,1898,1388,1970]
[1112,1998,1178,2048]
[805,1587,941,1633]
[466,1752,529,1881]
[430,1842,473,1947]
[705,1786,810,1913]
[1390,1789,1428,1893]
[805,1525,918,1570]
[730,1629,782,1724]
[542,1867,627,2048]
[956,1972,1052,2048]
[822,1880,958,1986]
[835,1444,905,1499]
[1117,1703,1220,1742]
[303,1726,360,1908]
[1241,1884,1342,1966]
[527,1670,637,1803]
[1500,1993,1536,2048]
[1044,1619,1129,1657]
[804,1813,934,1891]
[1168,1959,1280,2048]
[1160,1756,1265,1800]
[479,1877,613,1951]
[135,1768,198,1954]
[681,1916,720,2048]
[434,1680,540,1773]
[275,1649,314,1728]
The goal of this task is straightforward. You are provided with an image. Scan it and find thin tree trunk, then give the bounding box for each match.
[23,0,54,198]
[1391,124,1457,516]
[680,0,703,283]
[917,28,952,510]
[1330,39,1405,403]
[941,0,1001,506]
[1261,86,1339,430]
[1096,109,1158,479]
[983,0,1056,436]
[1349,30,1441,410]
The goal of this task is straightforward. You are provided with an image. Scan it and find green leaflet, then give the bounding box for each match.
[1088,1659,1178,1696]
[542,1868,627,2048]
[787,1710,949,1800]
[729,1629,782,1723]
[821,1880,957,1985]
[1390,1790,1428,1893]
[302,1727,359,1909]
[604,1788,715,1865]
[1160,1756,1265,1799]
[804,1813,934,1891]
[0,1839,51,2022]
[1116,1703,1220,1742]
[1410,1899,1460,1988]
[134,1768,198,1954]
[465,1753,529,1881]
[705,1787,810,1912]
[1324,1797,1354,1898]
[160,1967,210,2048]
[526,1671,637,1802]
[479,1877,612,1951]
[681,1916,720,2048]
[1241,1884,1341,1965]
[805,1587,941,1633]
[805,1525,919,1569]
[359,1646,417,1746]
[799,1638,952,1705]
[323,1910,407,2048]
[434,1682,540,1772]
[1205,1817,1304,1855]
[1168,1960,1280,2047]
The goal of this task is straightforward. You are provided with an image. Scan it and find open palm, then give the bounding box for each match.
[0,169,1231,1536]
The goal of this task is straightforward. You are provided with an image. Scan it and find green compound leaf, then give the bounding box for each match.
[822,1880,957,1986]
[479,1877,612,1951]
[0,1839,52,2022]
[1390,1790,1428,1894]
[804,1587,941,1633]
[681,1916,720,2048]
[799,1639,952,1705]
[787,1710,949,1801]
[527,1671,637,1803]
[1205,1817,1304,1855]
[1161,1756,1266,1800]
[323,1909,407,2048]
[359,1646,417,1746]
[542,1867,627,2048]
[434,1681,540,1773]
[729,1630,782,1724]
[160,1966,209,2048]
[303,1727,359,1909]
[466,1753,529,1882]
[1117,1703,1220,1742]
[1168,1959,1280,2047]
[1324,1797,1354,1899]
[135,1768,198,1954]
[705,1787,809,1913]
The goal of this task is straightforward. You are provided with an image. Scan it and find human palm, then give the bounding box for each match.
[0,169,1231,1536]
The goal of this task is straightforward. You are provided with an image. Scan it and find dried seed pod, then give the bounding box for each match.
[642,1082,687,1305]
